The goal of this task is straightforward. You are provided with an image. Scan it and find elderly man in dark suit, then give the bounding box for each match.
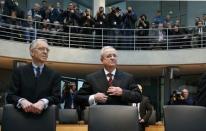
[7,39,61,114]
[77,46,142,106]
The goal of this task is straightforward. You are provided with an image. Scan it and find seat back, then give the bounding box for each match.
[58,109,78,124]
[1,104,56,131]
[88,105,139,131]
[163,105,206,131]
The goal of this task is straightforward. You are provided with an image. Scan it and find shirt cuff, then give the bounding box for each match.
[40,98,49,109]
[17,98,25,108]
[88,95,96,105]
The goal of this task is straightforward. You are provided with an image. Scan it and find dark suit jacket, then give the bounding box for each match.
[61,91,77,109]
[6,63,61,106]
[3,0,18,16]
[49,8,63,23]
[76,69,142,106]
[192,27,206,36]
[139,96,153,123]
[196,73,206,106]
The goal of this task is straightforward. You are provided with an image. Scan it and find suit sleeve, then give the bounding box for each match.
[45,72,61,105]
[121,76,142,103]
[142,97,153,122]
[76,76,93,106]
[6,67,22,105]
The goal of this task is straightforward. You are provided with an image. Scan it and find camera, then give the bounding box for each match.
[171,90,184,102]
[172,90,181,97]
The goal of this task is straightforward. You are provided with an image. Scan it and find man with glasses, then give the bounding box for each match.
[77,46,142,106]
[7,39,61,114]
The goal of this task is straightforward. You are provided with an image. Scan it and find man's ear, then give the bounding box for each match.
[30,49,34,57]
[100,57,104,63]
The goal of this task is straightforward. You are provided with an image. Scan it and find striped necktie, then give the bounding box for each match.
[35,67,41,78]
[107,73,113,86]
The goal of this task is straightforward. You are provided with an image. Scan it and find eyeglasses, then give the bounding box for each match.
[105,54,117,58]
[34,47,50,52]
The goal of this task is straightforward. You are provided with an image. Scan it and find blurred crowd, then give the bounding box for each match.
[0,0,206,49]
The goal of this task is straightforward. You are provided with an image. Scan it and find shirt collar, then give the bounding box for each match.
[104,68,116,76]
[32,62,44,70]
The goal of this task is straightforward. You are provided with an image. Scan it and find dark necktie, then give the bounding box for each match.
[35,67,41,78]
[107,73,113,86]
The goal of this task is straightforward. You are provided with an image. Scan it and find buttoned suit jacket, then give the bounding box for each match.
[6,63,61,106]
[139,96,153,123]
[77,69,142,106]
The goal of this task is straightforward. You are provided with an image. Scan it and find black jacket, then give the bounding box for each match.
[77,69,142,106]
[7,63,61,106]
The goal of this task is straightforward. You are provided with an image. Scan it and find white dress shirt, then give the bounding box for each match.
[88,68,116,105]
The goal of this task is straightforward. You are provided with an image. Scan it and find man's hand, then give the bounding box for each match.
[87,15,91,19]
[70,9,74,13]
[20,99,33,113]
[94,93,108,103]
[139,119,145,123]
[32,100,45,114]
[107,86,123,96]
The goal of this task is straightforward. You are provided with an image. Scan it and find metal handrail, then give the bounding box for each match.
[0,14,205,50]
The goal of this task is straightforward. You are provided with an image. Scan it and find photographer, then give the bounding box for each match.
[94,6,107,48]
[28,3,42,22]
[122,6,137,45]
[62,2,80,32]
[107,7,123,46]
[181,88,193,105]
[168,90,186,105]
[61,82,77,109]
[80,8,95,34]
[107,7,122,29]
[135,14,150,36]
[95,6,107,29]
[168,88,194,105]
[122,6,137,29]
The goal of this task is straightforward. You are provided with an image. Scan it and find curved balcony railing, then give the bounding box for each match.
[0,14,205,50]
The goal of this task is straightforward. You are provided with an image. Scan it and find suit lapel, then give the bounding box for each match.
[36,65,48,85]
[34,65,48,97]
[112,70,122,87]
[96,69,110,92]
[26,64,37,96]
[28,63,36,79]
[39,65,47,78]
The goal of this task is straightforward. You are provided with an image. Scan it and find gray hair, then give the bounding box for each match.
[30,39,48,50]
[100,46,117,59]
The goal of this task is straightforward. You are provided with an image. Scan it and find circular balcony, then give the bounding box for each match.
[0,15,206,77]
